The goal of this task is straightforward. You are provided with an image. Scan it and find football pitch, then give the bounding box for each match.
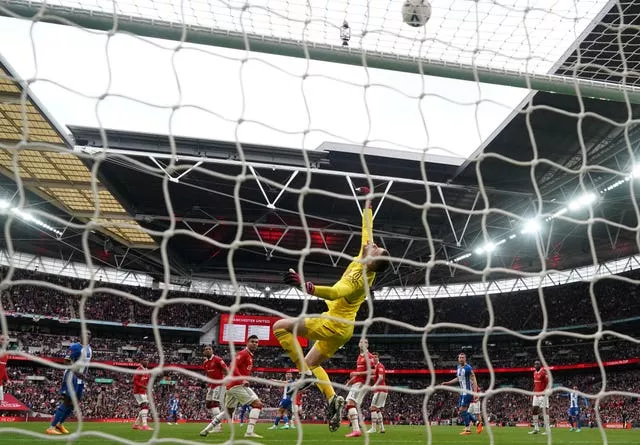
[0,423,638,444]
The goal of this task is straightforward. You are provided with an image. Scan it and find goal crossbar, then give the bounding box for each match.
[2,0,640,104]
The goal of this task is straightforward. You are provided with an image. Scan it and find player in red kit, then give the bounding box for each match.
[132,357,152,431]
[344,338,375,438]
[200,335,264,439]
[202,345,228,434]
[367,352,387,434]
[528,359,550,435]
[289,391,303,429]
[0,351,9,402]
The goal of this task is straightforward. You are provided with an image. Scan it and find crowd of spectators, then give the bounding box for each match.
[4,327,640,371]
[2,267,640,333]
[1,265,639,427]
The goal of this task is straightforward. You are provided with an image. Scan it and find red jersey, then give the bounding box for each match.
[204,355,228,389]
[352,351,375,385]
[533,368,549,393]
[373,362,387,393]
[133,365,150,395]
[0,353,8,384]
[227,348,253,389]
[295,392,303,406]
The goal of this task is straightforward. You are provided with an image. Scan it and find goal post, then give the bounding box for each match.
[2,0,640,103]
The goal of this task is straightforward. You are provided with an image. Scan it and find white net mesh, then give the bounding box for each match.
[0,0,639,444]
[0,0,613,71]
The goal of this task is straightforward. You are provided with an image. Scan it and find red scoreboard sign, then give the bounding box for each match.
[218,314,308,347]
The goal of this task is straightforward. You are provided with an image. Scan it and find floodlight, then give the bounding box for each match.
[568,192,597,211]
[9,208,63,236]
[521,219,541,234]
[0,199,9,210]
[633,164,640,178]
[453,253,472,262]
[475,242,496,255]
[265,286,271,292]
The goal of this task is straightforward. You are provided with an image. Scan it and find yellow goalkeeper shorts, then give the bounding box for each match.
[304,315,354,357]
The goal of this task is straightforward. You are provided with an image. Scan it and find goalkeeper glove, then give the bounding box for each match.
[355,186,373,208]
[283,268,315,294]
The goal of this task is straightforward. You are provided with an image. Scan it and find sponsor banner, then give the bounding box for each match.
[91,418,136,423]
[604,423,625,429]
[218,314,308,347]
[0,416,25,422]
[5,356,639,376]
[0,394,29,411]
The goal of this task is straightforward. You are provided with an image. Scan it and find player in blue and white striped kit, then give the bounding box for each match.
[444,352,482,436]
[565,386,589,432]
[167,394,181,424]
[46,330,93,435]
[268,372,295,430]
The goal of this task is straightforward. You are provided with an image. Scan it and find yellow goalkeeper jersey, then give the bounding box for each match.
[313,207,376,321]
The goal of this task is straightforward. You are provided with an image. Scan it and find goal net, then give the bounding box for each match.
[0,0,639,443]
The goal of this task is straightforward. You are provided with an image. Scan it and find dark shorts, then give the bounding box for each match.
[458,394,473,408]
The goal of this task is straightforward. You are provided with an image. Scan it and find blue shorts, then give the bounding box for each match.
[60,371,84,400]
[170,410,178,416]
[458,394,473,409]
[279,398,292,410]
[568,407,579,417]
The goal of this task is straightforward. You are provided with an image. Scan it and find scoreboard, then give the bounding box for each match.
[218,314,309,347]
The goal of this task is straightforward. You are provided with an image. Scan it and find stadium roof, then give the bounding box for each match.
[0,55,155,249]
[65,98,640,289]
[1,0,640,291]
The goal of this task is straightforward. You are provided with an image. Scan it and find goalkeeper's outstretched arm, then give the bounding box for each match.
[281,186,390,299]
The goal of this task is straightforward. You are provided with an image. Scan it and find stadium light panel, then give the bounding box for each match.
[3,206,64,237]
[521,219,541,234]
[475,242,496,255]
[633,164,640,178]
[567,192,597,211]
[453,252,472,262]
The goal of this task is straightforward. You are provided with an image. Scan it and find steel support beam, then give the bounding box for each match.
[133,214,441,243]
[76,146,540,199]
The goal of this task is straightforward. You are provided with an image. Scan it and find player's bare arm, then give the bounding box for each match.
[443,377,459,385]
[470,371,479,392]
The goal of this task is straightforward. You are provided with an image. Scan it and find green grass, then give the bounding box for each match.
[0,422,637,445]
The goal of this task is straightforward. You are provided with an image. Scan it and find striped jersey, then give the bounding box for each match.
[457,363,473,394]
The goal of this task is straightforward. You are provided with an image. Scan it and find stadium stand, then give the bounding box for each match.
[1,267,639,427]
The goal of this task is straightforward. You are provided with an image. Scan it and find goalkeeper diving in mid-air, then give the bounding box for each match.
[273,186,390,432]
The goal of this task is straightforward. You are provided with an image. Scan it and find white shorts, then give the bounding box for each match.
[134,394,149,405]
[292,403,301,415]
[371,392,387,408]
[532,395,549,409]
[225,385,258,409]
[468,401,480,415]
[0,385,4,401]
[371,391,388,408]
[206,386,225,403]
[346,383,367,406]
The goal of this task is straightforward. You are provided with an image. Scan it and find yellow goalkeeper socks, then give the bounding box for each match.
[273,328,308,372]
[310,366,335,400]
